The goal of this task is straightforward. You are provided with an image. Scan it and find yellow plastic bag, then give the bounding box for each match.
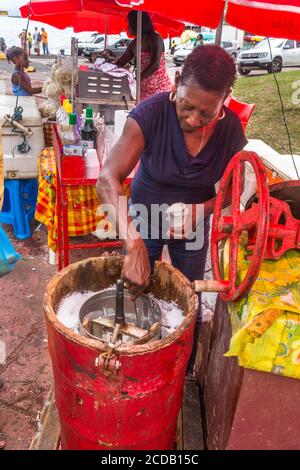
[224,236,300,379]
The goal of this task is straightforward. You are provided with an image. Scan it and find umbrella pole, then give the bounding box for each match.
[136,10,142,105]
[215,5,225,46]
[104,15,108,49]
[71,37,77,109]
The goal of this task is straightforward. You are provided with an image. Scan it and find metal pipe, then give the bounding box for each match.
[136,10,142,105]
[215,3,226,46]
[104,15,108,49]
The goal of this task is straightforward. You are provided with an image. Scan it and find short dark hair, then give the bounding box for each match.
[180,45,237,94]
[127,11,154,36]
[6,46,24,63]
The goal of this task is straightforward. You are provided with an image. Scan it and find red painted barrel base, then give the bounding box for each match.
[44,257,198,450]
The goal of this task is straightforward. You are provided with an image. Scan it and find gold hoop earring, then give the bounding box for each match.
[169,91,177,103]
[218,108,226,121]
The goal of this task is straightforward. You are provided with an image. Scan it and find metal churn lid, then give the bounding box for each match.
[79,280,161,346]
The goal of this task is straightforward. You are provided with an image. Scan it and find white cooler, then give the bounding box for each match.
[0,95,45,179]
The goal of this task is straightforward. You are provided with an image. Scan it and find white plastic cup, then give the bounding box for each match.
[85,148,99,165]
[241,163,257,208]
[85,149,100,179]
[166,203,188,239]
[85,163,100,179]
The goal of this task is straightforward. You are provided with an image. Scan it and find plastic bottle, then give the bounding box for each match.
[60,102,73,135]
[81,107,98,154]
[55,95,67,124]
[62,113,83,156]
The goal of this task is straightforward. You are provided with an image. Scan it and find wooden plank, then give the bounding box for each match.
[30,387,60,450]
[182,380,205,450]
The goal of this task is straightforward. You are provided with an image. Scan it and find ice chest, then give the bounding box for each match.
[0,96,45,179]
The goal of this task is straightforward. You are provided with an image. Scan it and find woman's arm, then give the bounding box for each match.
[97,117,151,299]
[116,40,136,68]
[12,73,42,95]
[141,33,164,81]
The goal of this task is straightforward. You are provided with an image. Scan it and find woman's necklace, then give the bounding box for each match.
[198,127,206,154]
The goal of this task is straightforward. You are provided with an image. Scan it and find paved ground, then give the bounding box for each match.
[0,223,56,450]
[0,219,121,449]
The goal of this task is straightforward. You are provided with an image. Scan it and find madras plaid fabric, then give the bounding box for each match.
[35,147,130,252]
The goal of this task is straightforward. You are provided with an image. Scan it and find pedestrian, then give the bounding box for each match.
[27,32,33,56]
[18,29,28,54]
[0,37,6,53]
[6,47,42,96]
[33,27,41,55]
[41,28,49,55]
[194,34,204,48]
[170,39,176,55]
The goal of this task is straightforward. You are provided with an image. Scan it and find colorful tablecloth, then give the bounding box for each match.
[35,147,130,252]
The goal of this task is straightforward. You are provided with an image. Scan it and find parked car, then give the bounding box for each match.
[173,40,238,66]
[237,38,300,74]
[77,34,104,56]
[83,36,130,62]
[208,40,239,59]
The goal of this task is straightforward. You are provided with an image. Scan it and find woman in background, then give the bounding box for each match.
[116,11,171,101]
[6,47,42,96]
[194,33,204,48]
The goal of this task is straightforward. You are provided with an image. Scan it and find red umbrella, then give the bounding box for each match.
[21,0,300,41]
[20,0,185,37]
[226,0,300,42]
[116,0,300,41]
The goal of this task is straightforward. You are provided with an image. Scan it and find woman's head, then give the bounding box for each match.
[175,45,237,132]
[6,47,29,68]
[197,34,203,40]
[127,11,154,36]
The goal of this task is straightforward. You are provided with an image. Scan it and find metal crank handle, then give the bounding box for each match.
[2,114,33,136]
[191,280,230,293]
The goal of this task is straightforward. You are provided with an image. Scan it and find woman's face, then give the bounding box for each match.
[175,83,228,133]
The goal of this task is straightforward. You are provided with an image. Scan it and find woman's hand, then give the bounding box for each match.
[122,238,151,300]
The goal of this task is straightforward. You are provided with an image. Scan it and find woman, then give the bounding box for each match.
[116,11,171,101]
[194,33,204,48]
[6,47,42,96]
[98,45,247,373]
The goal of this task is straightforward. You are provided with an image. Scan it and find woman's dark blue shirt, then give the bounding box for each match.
[129,92,247,208]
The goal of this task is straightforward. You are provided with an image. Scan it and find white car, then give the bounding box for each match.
[173,40,238,66]
[77,34,104,56]
[237,38,300,75]
[173,43,194,66]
